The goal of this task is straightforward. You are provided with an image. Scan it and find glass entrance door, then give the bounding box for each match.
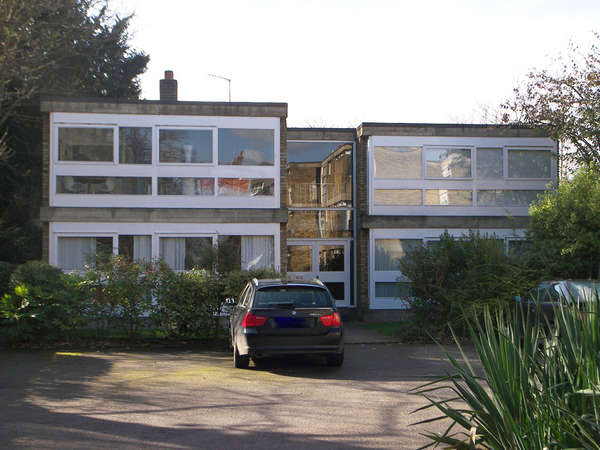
[287,240,350,306]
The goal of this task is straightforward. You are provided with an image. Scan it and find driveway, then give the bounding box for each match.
[0,344,476,449]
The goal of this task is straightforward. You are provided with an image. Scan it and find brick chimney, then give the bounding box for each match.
[159,70,178,102]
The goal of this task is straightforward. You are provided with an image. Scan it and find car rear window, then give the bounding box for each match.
[565,281,600,302]
[253,286,333,308]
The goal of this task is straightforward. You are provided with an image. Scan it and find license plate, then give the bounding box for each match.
[276,317,310,328]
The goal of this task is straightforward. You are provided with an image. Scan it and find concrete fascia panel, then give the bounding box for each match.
[360,214,530,229]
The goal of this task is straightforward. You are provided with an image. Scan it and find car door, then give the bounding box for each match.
[231,284,250,339]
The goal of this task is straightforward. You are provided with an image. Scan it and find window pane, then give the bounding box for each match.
[374,189,421,205]
[375,239,421,271]
[287,142,353,208]
[58,127,113,161]
[375,282,412,298]
[56,176,151,195]
[160,237,213,271]
[287,210,352,238]
[159,129,212,163]
[158,178,214,195]
[57,237,112,270]
[217,236,241,272]
[374,146,421,179]
[219,129,274,166]
[119,127,151,164]
[477,190,543,207]
[287,246,312,272]
[508,239,530,257]
[425,148,471,178]
[425,189,472,205]
[320,245,344,271]
[217,178,274,196]
[477,148,503,179]
[118,235,152,261]
[325,282,345,301]
[508,149,552,178]
[241,236,274,270]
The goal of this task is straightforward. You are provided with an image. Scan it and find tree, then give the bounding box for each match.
[0,0,149,263]
[503,34,600,167]
[528,164,600,279]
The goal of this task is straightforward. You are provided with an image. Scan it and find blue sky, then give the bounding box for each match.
[112,0,600,126]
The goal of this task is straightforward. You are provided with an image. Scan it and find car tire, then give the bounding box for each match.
[233,345,250,369]
[326,350,344,367]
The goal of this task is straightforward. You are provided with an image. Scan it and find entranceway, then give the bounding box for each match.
[287,240,351,306]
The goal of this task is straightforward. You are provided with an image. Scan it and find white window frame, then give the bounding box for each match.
[50,112,280,209]
[49,222,281,272]
[368,136,557,216]
[369,228,527,310]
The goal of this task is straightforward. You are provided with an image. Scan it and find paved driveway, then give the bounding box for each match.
[0,344,476,449]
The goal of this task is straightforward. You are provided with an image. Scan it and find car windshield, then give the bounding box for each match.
[253,286,333,308]
[564,281,600,302]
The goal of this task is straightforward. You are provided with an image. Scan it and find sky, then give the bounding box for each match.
[111,0,600,127]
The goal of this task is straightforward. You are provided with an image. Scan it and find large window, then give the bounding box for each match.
[476,148,503,179]
[57,236,113,270]
[508,149,552,178]
[159,237,214,271]
[477,190,543,207]
[217,178,274,196]
[425,148,471,178]
[218,129,274,166]
[118,235,152,261]
[374,146,421,179]
[217,235,274,271]
[287,210,352,239]
[119,127,152,164]
[159,129,213,163]
[374,189,421,206]
[158,178,214,196]
[58,127,113,161]
[375,239,421,271]
[56,176,151,195]
[425,189,472,206]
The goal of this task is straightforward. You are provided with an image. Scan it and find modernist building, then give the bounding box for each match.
[39,72,557,316]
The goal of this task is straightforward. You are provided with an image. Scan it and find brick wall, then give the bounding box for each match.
[355,135,370,312]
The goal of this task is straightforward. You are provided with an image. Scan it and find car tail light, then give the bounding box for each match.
[320,313,341,327]
[241,312,267,327]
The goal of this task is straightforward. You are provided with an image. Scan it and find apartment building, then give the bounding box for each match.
[39,72,557,315]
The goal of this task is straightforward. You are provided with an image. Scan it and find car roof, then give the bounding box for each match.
[253,278,326,289]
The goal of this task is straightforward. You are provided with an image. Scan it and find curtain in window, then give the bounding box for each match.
[241,236,274,270]
[160,238,185,270]
[57,237,95,270]
[134,236,152,261]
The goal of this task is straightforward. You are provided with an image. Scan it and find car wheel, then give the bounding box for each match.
[233,345,249,369]
[326,350,344,367]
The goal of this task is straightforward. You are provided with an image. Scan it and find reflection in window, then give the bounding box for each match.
[57,176,151,195]
[159,129,212,163]
[217,178,274,196]
[287,142,353,208]
[320,245,344,271]
[160,237,214,271]
[425,189,472,205]
[158,178,214,195]
[58,127,113,161]
[477,190,543,207]
[287,210,352,239]
[374,189,421,205]
[476,148,503,179]
[375,239,421,271]
[218,235,274,272]
[374,146,421,179]
[57,236,113,270]
[119,127,152,164]
[507,239,530,257]
[425,148,471,178]
[118,235,152,261]
[219,129,274,166]
[375,282,412,298]
[508,149,552,178]
[287,246,312,272]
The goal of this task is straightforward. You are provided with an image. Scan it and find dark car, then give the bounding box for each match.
[228,278,344,369]
[517,280,600,322]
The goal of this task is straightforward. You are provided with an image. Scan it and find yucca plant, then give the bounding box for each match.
[412,292,600,449]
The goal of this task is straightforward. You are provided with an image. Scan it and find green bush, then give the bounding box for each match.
[414,293,600,448]
[400,230,536,335]
[0,261,87,341]
[0,261,14,297]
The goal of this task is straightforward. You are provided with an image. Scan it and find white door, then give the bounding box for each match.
[287,240,350,307]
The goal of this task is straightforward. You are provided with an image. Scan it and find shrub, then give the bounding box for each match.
[400,230,536,334]
[0,261,87,341]
[413,293,600,448]
[0,261,14,297]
